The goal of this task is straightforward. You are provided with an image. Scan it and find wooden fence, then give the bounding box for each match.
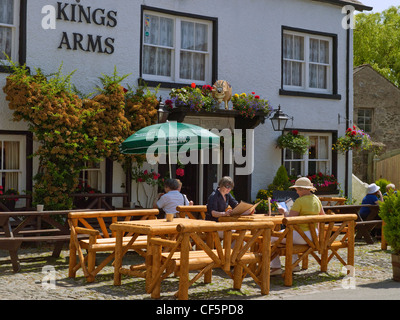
[375,149,400,188]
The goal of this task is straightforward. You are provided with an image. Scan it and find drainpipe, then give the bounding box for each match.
[345,16,351,197]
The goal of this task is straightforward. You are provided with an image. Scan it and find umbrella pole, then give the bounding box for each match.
[168,151,172,179]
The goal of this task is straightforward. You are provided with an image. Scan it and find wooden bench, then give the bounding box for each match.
[318,196,346,206]
[176,205,207,219]
[0,209,95,272]
[68,209,158,282]
[271,214,357,286]
[146,221,274,300]
[323,204,381,244]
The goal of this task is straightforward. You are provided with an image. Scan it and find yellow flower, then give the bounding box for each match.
[240,93,246,97]
[234,93,239,98]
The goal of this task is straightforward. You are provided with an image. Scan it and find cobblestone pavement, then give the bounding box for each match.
[0,240,394,300]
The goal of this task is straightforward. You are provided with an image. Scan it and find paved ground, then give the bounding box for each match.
[0,239,397,300]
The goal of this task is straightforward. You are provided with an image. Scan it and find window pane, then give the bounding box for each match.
[4,141,19,170]
[1,172,18,190]
[157,48,171,76]
[180,51,191,79]
[0,0,13,25]
[144,15,159,45]
[283,34,292,59]
[293,36,304,60]
[318,65,327,89]
[159,17,173,47]
[192,52,205,81]
[283,60,291,85]
[181,21,195,50]
[292,62,302,86]
[143,45,157,75]
[310,39,319,62]
[195,23,208,51]
[0,26,12,60]
[309,64,318,88]
[320,40,329,64]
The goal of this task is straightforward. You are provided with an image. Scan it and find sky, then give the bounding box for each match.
[359,0,400,12]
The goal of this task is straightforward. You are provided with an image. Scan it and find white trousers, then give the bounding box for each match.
[270,229,314,269]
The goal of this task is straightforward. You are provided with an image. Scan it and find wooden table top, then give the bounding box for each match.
[110,218,217,235]
[219,214,284,224]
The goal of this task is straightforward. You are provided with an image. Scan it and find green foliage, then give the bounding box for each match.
[376,178,391,193]
[277,130,310,155]
[354,6,400,86]
[379,192,400,254]
[267,165,291,193]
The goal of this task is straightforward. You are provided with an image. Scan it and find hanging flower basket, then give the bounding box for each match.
[277,130,310,155]
[333,126,372,154]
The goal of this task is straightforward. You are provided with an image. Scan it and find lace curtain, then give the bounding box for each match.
[143,14,208,81]
[0,140,20,190]
[283,33,329,90]
[0,0,14,60]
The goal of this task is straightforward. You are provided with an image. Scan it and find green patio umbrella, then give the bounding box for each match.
[120,121,220,178]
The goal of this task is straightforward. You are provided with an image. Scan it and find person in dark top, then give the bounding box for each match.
[206,176,247,221]
[359,183,383,220]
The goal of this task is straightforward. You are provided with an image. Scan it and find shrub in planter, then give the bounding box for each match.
[379,192,400,281]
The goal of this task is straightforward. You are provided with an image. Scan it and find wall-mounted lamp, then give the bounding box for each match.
[157,97,168,123]
[270,105,293,131]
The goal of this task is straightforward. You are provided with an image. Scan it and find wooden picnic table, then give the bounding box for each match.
[0,209,102,272]
[111,217,274,299]
[323,204,380,244]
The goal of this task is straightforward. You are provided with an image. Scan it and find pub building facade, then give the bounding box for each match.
[0,0,371,209]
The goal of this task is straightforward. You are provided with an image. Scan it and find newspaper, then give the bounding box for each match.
[276,198,294,213]
[230,201,261,216]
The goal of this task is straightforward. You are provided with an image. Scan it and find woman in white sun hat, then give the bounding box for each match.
[271,176,325,275]
[359,183,383,220]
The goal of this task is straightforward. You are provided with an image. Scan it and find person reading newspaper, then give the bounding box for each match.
[270,177,325,275]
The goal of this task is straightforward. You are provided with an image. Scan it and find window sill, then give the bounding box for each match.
[138,78,207,89]
[279,89,341,100]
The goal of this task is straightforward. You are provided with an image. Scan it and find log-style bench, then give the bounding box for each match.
[271,214,357,287]
[0,209,96,272]
[323,204,381,244]
[68,209,158,282]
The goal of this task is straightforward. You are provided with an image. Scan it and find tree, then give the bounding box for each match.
[354,6,400,87]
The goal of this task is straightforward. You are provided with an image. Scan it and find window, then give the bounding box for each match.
[142,9,213,85]
[282,28,334,95]
[357,109,372,133]
[0,0,19,62]
[283,132,332,177]
[0,135,25,193]
[79,161,103,192]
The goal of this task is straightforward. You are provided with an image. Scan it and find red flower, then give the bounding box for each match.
[191,83,196,88]
[291,130,299,136]
[251,92,255,94]
[255,95,260,99]
[144,170,148,175]
[122,87,128,93]
[176,168,185,177]
[351,131,357,136]
[138,178,144,182]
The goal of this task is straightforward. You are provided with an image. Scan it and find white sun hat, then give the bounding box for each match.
[289,177,317,192]
[367,183,380,194]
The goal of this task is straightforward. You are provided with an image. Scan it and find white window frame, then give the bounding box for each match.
[283,132,332,177]
[283,30,333,94]
[79,160,105,193]
[142,10,213,85]
[0,0,19,63]
[0,134,26,195]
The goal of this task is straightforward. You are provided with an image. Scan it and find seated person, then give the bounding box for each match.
[359,183,383,220]
[153,178,193,218]
[206,176,253,222]
[383,183,397,197]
